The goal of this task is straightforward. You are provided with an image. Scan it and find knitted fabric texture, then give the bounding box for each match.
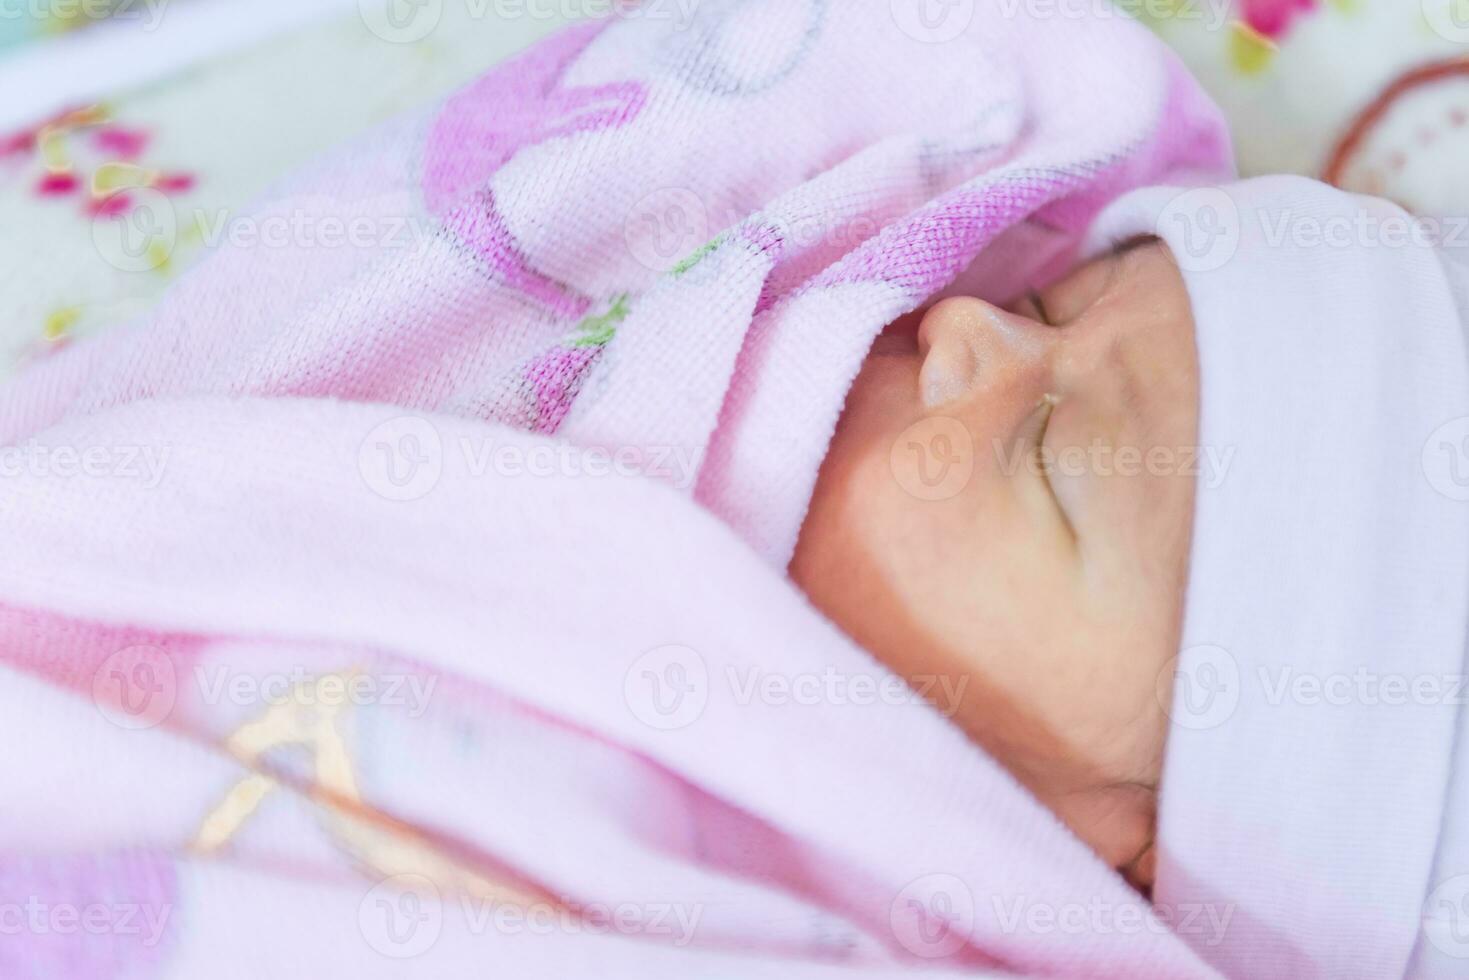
[0,5,1233,978]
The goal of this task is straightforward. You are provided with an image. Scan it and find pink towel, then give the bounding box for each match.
[0,4,1232,977]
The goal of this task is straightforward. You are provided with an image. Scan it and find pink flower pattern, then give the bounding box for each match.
[1240,0,1318,39]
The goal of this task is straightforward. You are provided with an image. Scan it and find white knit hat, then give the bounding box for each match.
[1086,176,1469,978]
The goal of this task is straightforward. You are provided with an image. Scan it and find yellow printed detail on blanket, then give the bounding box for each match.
[43,306,80,342]
[192,670,551,907]
[1228,21,1278,75]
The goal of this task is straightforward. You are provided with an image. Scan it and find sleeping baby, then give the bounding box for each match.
[794,232,1196,894]
[5,2,1469,977]
[793,174,1469,977]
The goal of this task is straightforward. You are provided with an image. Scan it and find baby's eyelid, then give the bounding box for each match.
[1030,277,1095,327]
[1034,243,1138,325]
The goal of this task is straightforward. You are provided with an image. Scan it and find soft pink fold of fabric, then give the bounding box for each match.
[0,3,1233,977]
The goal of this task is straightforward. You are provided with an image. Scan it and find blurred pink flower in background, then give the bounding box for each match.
[1241,0,1319,39]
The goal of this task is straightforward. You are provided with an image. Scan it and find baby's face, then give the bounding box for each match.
[791,240,1198,890]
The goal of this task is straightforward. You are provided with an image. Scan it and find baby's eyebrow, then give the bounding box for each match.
[1096,234,1161,298]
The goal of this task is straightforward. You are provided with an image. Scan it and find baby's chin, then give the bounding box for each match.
[1041,778,1159,889]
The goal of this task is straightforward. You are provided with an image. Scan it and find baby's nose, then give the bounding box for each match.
[916,296,1059,408]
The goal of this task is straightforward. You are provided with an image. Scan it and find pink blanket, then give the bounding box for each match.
[0,4,1232,977]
